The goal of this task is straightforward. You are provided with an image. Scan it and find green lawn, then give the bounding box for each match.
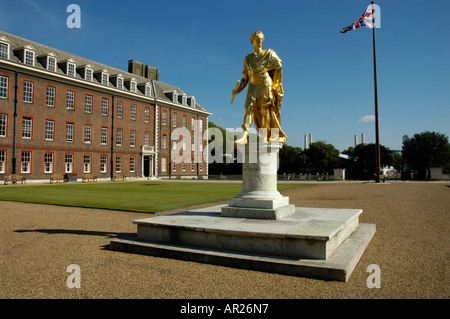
[0,181,310,213]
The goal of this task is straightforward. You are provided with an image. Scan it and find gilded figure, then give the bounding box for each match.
[232,31,287,144]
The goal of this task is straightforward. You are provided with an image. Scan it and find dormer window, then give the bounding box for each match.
[164,90,179,103]
[94,70,109,86]
[14,45,35,66]
[181,94,187,105]
[117,77,123,89]
[59,59,76,76]
[188,96,196,107]
[77,65,93,81]
[47,56,57,72]
[38,52,57,71]
[102,73,109,86]
[67,61,76,76]
[138,82,152,97]
[111,74,124,89]
[145,84,152,97]
[24,48,35,66]
[125,78,137,93]
[85,68,93,81]
[0,37,10,59]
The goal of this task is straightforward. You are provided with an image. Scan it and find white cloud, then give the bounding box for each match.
[358,115,375,123]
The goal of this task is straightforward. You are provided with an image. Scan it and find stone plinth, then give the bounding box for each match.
[110,205,375,282]
[221,143,295,219]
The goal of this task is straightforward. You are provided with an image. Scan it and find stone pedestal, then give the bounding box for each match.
[221,143,295,219]
[109,143,376,282]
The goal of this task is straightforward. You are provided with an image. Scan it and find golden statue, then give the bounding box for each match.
[232,31,287,144]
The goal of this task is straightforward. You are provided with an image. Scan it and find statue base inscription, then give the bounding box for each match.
[221,143,295,219]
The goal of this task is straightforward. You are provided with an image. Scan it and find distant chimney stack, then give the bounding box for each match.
[128,60,159,81]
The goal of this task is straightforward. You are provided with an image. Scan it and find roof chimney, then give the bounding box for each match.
[128,60,159,81]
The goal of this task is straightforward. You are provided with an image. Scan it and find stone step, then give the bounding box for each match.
[109,223,376,282]
[131,205,362,260]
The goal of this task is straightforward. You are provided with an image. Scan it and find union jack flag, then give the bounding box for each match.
[339,3,374,33]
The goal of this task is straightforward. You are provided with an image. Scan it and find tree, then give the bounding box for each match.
[278,144,305,174]
[402,131,450,179]
[342,143,393,180]
[303,141,340,174]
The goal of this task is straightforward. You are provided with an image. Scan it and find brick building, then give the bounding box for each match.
[0,30,211,182]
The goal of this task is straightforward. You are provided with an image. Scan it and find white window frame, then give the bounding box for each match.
[85,68,93,81]
[66,90,75,110]
[47,56,57,72]
[22,117,32,139]
[130,130,136,147]
[84,124,92,144]
[129,156,135,173]
[101,98,108,116]
[44,152,53,173]
[24,49,35,66]
[145,84,152,97]
[0,114,7,137]
[117,77,123,89]
[130,80,137,93]
[46,86,55,107]
[144,131,150,146]
[66,123,74,142]
[117,101,123,118]
[172,113,177,127]
[65,153,73,173]
[83,154,91,173]
[0,75,8,99]
[45,120,54,141]
[67,62,76,77]
[21,151,31,173]
[162,110,167,126]
[84,94,92,113]
[162,135,167,149]
[23,81,33,103]
[100,155,108,173]
[130,104,136,121]
[116,128,122,146]
[0,150,6,173]
[144,107,150,123]
[101,72,109,86]
[0,42,9,59]
[115,156,122,173]
[101,127,108,145]
[161,157,167,173]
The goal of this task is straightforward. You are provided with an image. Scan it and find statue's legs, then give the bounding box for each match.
[235,106,253,144]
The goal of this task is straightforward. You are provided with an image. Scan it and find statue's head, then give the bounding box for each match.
[250,31,264,43]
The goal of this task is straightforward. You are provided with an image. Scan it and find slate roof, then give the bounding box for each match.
[0,30,210,114]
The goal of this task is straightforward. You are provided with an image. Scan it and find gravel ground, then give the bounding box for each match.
[0,181,448,299]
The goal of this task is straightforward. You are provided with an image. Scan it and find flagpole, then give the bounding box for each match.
[371,1,381,183]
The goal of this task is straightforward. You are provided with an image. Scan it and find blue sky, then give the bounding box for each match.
[1,0,448,152]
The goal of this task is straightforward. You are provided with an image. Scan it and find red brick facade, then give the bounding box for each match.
[0,31,210,181]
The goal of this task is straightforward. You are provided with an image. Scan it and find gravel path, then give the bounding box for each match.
[0,181,448,299]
